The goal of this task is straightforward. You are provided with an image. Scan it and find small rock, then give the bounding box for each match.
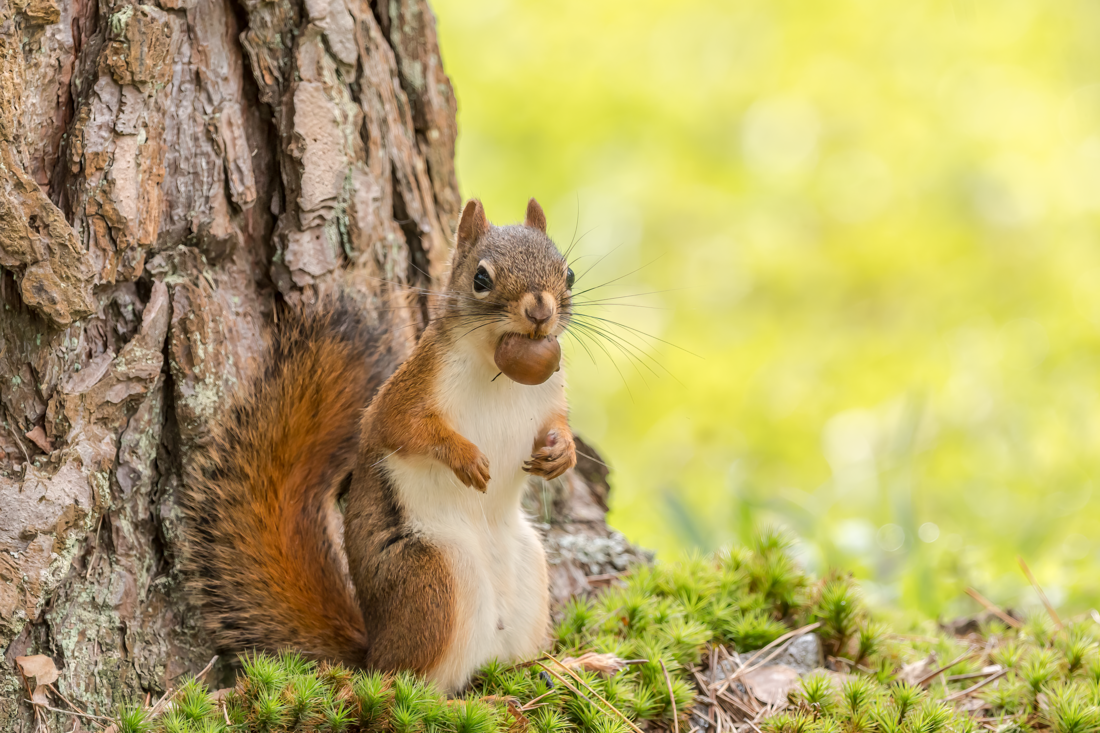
[769,633,824,674]
[709,633,826,684]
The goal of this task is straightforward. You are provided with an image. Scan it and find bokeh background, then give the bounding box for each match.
[431,0,1100,620]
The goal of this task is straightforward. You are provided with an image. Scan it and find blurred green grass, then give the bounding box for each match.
[432,0,1100,619]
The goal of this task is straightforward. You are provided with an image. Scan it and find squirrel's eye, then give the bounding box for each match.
[565,267,575,290]
[473,266,494,294]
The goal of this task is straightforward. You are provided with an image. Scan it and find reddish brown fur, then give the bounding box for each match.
[181,199,575,681]
[343,424,458,674]
[524,198,547,233]
[181,298,397,667]
[457,199,490,248]
[362,327,491,490]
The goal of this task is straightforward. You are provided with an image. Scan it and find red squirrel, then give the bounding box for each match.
[181,199,577,691]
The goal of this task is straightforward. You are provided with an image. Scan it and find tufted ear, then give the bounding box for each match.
[524,198,547,233]
[457,199,490,253]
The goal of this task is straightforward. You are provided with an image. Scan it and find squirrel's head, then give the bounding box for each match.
[444,198,572,342]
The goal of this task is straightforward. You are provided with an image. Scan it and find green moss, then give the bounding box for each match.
[106,530,1100,733]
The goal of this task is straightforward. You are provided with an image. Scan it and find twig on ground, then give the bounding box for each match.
[750,703,771,724]
[736,622,823,676]
[916,651,974,687]
[196,655,219,681]
[661,660,680,733]
[948,670,1001,682]
[519,688,556,711]
[715,622,823,699]
[945,668,1008,702]
[719,690,758,718]
[151,655,218,717]
[966,587,1022,629]
[546,655,644,733]
[45,683,105,729]
[1018,558,1063,630]
[540,659,645,733]
[23,701,111,726]
[692,669,716,704]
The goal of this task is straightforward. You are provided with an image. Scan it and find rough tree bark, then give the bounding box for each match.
[0,1,645,729]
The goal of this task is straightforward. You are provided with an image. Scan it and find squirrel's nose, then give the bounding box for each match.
[525,300,553,326]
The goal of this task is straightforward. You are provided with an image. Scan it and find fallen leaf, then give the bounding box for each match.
[16,654,61,711]
[24,425,54,453]
[896,654,936,686]
[16,654,61,686]
[210,687,235,701]
[743,664,801,706]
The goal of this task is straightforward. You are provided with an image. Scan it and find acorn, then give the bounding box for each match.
[494,333,561,385]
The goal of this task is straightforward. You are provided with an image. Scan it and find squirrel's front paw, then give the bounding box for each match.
[450,444,491,492]
[523,429,576,480]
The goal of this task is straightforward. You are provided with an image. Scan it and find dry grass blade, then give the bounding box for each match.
[722,622,823,690]
[23,700,112,726]
[915,651,974,687]
[46,681,110,727]
[520,688,557,712]
[541,657,646,733]
[737,623,822,672]
[1018,557,1063,630]
[660,659,680,733]
[948,670,1001,682]
[150,655,219,717]
[196,654,219,680]
[945,668,1008,701]
[692,670,715,700]
[966,588,1022,629]
[717,687,755,716]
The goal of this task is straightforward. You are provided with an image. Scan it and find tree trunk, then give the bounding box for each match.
[0,2,649,729]
[0,0,460,727]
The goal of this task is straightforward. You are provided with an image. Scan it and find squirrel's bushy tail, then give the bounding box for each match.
[180,296,397,667]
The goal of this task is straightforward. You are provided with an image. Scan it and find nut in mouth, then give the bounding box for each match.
[493,333,561,385]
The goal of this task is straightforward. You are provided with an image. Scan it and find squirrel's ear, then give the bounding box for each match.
[457,199,490,251]
[524,198,547,233]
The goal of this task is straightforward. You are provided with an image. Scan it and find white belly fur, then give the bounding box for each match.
[382,340,559,691]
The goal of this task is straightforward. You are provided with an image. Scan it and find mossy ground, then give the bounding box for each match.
[104,530,1100,733]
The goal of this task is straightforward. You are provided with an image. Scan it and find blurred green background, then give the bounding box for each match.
[431,0,1100,619]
